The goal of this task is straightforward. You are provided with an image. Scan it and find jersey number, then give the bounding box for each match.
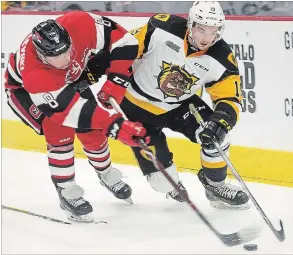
[153,14,170,22]
[43,93,59,108]
[95,19,111,27]
[129,27,142,35]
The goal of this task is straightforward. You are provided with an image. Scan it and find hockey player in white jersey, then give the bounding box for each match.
[113,1,250,208]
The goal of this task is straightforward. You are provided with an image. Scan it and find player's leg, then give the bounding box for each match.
[5,88,92,220]
[171,95,249,209]
[131,124,188,202]
[121,98,188,202]
[76,129,132,203]
[42,117,93,222]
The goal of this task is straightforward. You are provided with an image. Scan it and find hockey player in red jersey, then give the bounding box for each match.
[4,11,148,222]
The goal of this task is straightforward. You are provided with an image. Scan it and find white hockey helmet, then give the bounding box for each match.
[187,1,225,48]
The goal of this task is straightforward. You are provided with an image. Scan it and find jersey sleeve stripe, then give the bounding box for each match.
[7,62,23,84]
[205,75,243,102]
[143,23,156,54]
[110,32,138,52]
[87,13,105,50]
[110,45,139,61]
[62,97,88,128]
[109,29,124,48]
[77,100,97,129]
[131,25,147,58]
[15,50,22,76]
[50,93,81,125]
[4,66,22,89]
[33,84,76,115]
[95,21,105,50]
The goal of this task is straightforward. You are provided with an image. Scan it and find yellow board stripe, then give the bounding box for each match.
[2,119,293,187]
[125,91,167,115]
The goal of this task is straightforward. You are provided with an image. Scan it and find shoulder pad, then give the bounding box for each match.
[149,14,187,39]
[206,39,239,73]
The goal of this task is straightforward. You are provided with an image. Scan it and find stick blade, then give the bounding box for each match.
[220,226,261,247]
[275,220,285,242]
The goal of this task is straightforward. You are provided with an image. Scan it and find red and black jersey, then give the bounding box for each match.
[4,11,138,129]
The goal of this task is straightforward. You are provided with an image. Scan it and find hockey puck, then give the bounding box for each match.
[243,244,258,251]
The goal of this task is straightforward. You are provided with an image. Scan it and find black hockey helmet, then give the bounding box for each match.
[32,19,71,57]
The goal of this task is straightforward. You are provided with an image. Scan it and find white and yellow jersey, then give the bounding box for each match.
[126,14,242,124]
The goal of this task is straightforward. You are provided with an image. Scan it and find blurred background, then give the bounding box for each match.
[1,1,293,16]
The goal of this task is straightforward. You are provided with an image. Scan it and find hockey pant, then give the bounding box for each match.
[5,88,112,187]
[121,94,229,184]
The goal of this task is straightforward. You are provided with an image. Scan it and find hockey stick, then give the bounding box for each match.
[108,97,260,247]
[2,205,71,225]
[2,205,108,225]
[189,103,285,242]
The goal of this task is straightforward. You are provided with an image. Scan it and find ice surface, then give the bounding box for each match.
[2,148,293,254]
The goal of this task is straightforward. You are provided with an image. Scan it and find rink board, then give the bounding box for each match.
[2,119,292,187]
[1,13,293,187]
[2,14,293,152]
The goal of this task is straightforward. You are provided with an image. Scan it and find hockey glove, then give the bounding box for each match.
[97,74,130,109]
[86,50,110,81]
[106,116,150,147]
[199,111,233,150]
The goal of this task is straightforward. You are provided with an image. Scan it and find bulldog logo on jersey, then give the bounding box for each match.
[154,61,199,100]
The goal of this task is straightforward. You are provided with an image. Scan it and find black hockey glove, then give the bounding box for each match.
[199,111,233,150]
[71,78,97,101]
[86,50,110,81]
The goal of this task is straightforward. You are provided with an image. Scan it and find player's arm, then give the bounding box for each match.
[204,48,242,132]
[96,15,160,108]
[205,70,242,130]
[128,21,155,59]
[199,48,242,149]
[24,73,109,129]
[4,52,24,90]
[129,14,175,59]
[92,16,138,108]
[24,70,147,147]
